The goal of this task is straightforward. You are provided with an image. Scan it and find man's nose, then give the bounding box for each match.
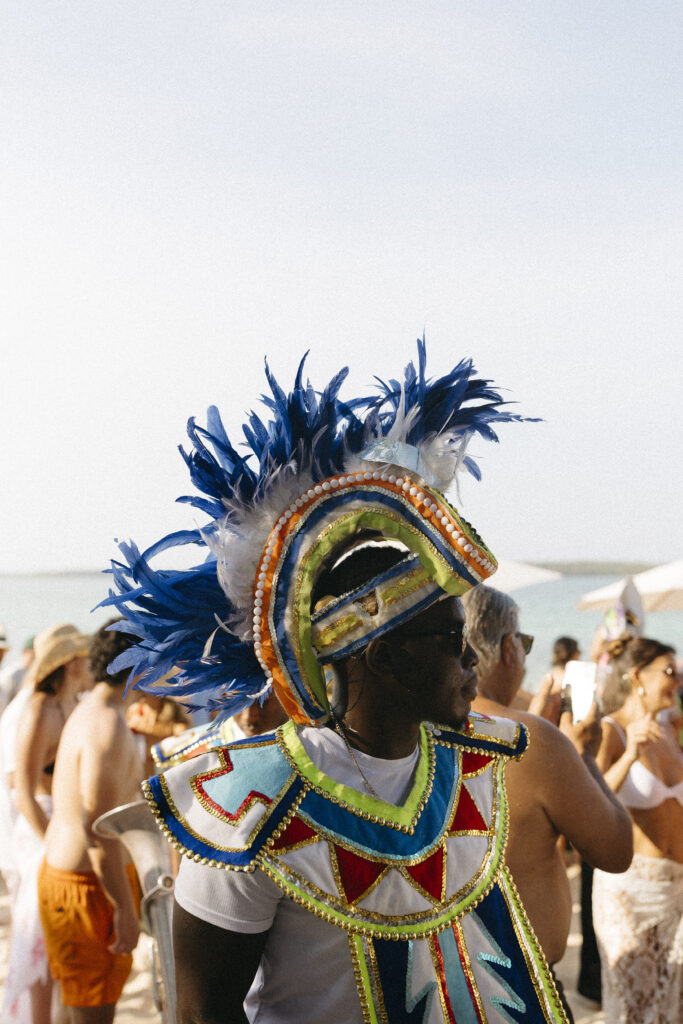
[463,641,478,668]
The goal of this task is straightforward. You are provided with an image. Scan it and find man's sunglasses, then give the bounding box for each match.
[396,623,469,657]
[505,631,534,655]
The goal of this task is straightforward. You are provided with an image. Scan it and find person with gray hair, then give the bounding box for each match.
[462,585,524,694]
[463,584,632,1019]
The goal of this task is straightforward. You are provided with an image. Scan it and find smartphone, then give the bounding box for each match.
[562,661,598,723]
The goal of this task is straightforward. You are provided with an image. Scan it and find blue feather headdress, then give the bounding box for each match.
[101,339,536,722]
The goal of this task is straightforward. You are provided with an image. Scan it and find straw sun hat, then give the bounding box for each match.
[28,624,91,689]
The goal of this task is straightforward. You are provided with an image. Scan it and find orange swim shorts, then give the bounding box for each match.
[37,860,139,1007]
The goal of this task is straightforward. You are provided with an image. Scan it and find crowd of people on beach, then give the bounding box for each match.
[1,343,681,1024]
[0,598,681,1024]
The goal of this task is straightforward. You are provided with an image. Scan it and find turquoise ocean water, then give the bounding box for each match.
[1,571,682,694]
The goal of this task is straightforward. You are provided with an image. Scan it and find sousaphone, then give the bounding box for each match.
[94,800,176,1024]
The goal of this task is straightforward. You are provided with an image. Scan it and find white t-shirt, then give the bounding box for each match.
[174,726,420,1023]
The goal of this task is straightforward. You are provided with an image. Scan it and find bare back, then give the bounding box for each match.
[473,696,632,963]
[44,685,143,873]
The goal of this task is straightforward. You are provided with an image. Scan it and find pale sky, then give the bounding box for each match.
[2,2,681,574]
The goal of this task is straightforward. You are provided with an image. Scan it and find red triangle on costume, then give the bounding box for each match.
[461,751,493,776]
[334,844,387,904]
[270,815,318,851]
[405,844,445,902]
[448,783,488,833]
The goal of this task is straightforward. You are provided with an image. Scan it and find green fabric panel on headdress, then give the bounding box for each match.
[293,502,477,717]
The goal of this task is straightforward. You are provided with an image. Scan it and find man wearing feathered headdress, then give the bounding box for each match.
[105,342,575,1023]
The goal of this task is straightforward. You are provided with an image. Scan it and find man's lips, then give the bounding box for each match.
[462,671,478,701]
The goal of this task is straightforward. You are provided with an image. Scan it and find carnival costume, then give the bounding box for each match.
[104,342,568,1023]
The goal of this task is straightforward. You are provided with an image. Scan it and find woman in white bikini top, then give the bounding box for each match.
[601,716,683,810]
[593,636,683,1024]
[597,636,683,861]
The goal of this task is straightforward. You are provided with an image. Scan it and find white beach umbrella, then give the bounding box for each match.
[492,560,563,593]
[577,560,683,613]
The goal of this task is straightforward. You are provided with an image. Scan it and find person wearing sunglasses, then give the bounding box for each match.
[463,584,632,1015]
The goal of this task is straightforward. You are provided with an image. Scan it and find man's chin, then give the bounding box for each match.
[434,709,470,731]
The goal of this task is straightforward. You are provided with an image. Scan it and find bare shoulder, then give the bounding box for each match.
[21,691,51,723]
[483,704,567,755]
[498,709,582,786]
[71,694,133,753]
[599,715,624,746]
[18,691,58,736]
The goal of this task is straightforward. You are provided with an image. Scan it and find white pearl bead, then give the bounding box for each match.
[364,472,372,480]
[388,475,396,483]
[395,477,403,486]
[372,471,380,480]
[314,485,323,494]
[446,523,454,533]
[322,481,331,491]
[416,492,424,501]
[355,473,364,481]
[464,544,473,553]
[409,486,418,496]
[402,482,410,491]
[457,537,466,547]
[330,478,339,488]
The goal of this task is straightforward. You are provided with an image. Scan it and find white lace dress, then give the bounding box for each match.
[593,853,683,1024]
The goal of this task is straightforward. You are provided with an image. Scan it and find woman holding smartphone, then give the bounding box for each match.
[593,636,683,1024]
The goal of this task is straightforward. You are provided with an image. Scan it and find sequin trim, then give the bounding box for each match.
[278,719,435,829]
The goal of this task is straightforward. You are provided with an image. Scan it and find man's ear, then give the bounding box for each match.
[500,633,516,668]
[328,663,349,721]
[364,636,395,676]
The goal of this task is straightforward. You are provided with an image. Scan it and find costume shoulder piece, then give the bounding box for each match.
[144,712,527,883]
[145,715,568,1021]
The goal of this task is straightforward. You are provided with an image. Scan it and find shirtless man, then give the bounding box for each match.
[463,585,632,971]
[38,620,143,1024]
